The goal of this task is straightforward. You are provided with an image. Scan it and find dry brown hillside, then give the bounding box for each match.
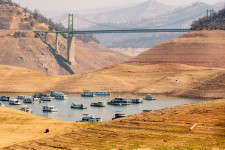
[128,30,225,68]
[0,1,130,75]
[2,99,225,149]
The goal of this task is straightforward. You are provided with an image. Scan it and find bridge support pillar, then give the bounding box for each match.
[67,34,75,63]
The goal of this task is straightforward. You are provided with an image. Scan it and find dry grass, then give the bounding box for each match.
[1,99,224,150]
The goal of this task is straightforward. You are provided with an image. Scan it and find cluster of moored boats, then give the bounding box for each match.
[0,91,158,123]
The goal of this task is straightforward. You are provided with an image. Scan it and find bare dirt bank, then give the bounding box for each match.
[1,63,225,99]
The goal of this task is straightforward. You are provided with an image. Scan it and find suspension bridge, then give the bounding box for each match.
[33,10,207,63]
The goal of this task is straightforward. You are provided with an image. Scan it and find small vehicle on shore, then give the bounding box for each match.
[71,103,87,109]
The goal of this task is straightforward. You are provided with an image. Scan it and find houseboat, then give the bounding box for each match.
[17,95,26,100]
[19,105,33,113]
[107,97,132,106]
[81,90,96,97]
[112,111,126,120]
[49,91,68,100]
[23,97,34,103]
[71,103,87,109]
[33,93,47,98]
[144,94,158,100]
[95,91,111,96]
[130,98,143,103]
[0,96,10,101]
[42,105,58,112]
[41,96,55,101]
[80,114,102,123]
[90,101,105,107]
[9,99,21,105]
[0,101,4,106]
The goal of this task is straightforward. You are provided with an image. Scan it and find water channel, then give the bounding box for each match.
[1,93,205,122]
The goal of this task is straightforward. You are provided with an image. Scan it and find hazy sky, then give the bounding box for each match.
[12,0,224,11]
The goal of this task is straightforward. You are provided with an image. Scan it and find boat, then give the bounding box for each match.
[90,101,105,107]
[144,94,158,100]
[0,96,10,101]
[17,95,26,100]
[49,91,68,100]
[81,90,96,97]
[112,111,126,120]
[42,105,58,112]
[95,91,111,96]
[143,110,152,112]
[80,114,102,123]
[71,103,87,109]
[19,105,33,113]
[9,99,21,105]
[33,93,47,98]
[130,98,143,103]
[107,97,132,105]
[41,96,55,101]
[23,97,34,103]
[33,98,42,104]
[0,101,4,106]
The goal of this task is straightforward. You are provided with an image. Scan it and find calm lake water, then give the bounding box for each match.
[1,93,205,122]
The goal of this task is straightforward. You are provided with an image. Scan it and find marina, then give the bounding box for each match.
[0,93,205,122]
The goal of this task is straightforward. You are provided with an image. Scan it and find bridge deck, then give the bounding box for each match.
[33,29,192,34]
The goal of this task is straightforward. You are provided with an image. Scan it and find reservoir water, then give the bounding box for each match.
[1,93,205,122]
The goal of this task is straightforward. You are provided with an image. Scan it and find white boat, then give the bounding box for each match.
[130,98,143,103]
[107,97,132,105]
[49,91,68,100]
[23,97,34,103]
[33,98,42,104]
[90,101,105,107]
[9,99,21,105]
[17,95,26,100]
[42,105,58,112]
[41,96,55,101]
[80,114,102,123]
[19,105,33,113]
[0,96,10,101]
[0,101,4,106]
[144,94,158,100]
[95,91,111,96]
[71,103,87,109]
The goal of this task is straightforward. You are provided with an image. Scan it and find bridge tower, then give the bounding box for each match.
[67,14,75,63]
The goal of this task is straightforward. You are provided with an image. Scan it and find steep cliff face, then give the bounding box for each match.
[0,1,130,75]
[127,30,225,68]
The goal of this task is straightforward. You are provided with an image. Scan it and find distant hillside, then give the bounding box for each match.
[127,30,225,68]
[0,0,130,75]
[191,7,225,30]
